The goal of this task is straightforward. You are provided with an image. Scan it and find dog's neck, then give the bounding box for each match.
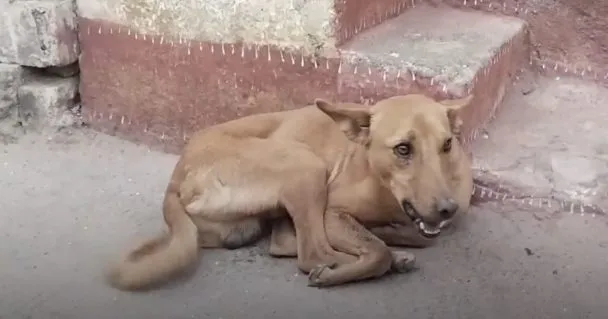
[339,140,388,191]
[330,139,404,220]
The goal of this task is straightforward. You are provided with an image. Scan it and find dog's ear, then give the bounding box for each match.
[439,95,472,135]
[315,98,371,145]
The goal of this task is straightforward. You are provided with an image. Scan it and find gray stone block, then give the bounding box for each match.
[0,0,79,67]
[0,63,26,120]
[18,75,79,129]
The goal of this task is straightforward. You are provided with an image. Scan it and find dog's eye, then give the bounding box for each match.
[442,138,452,153]
[393,143,412,157]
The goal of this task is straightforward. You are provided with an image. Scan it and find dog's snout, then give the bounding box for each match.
[437,198,459,219]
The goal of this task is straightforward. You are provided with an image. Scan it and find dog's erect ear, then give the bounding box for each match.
[439,95,473,135]
[439,95,473,109]
[315,98,371,145]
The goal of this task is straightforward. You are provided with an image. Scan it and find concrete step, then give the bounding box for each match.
[333,0,417,45]
[78,4,529,153]
[435,0,608,87]
[471,73,607,218]
[75,0,416,56]
[336,4,529,148]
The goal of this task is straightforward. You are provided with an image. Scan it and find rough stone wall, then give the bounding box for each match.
[0,0,81,137]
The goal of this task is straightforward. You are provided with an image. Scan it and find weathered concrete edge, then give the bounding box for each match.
[75,0,426,55]
[76,0,338,54]
[438,0,608,87]
[338,5,528,92]
[334,0,418,45]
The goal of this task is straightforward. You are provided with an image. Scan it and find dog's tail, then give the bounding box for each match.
[105,185,199,291]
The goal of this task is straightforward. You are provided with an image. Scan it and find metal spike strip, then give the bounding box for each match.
[83,23,343,148]
[340,0,417,44]
[472,182,604,218]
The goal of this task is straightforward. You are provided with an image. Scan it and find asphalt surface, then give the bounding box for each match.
[2,130,607,319]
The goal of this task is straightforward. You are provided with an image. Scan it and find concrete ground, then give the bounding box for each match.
[473,74,608,213]
[2,76,608,319]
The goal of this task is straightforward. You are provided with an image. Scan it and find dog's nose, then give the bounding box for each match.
[437,198,459,220]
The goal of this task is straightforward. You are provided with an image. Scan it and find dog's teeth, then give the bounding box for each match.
[419,222,439,234]
[416,220,440,236]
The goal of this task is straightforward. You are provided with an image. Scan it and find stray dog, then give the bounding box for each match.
[269,94,474,258]
[105,94,474,291]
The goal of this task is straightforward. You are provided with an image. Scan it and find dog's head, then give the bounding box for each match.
[316,94,473,239]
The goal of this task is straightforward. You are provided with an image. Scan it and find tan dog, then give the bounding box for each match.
[105,93,473,291]
[269,95,474,260]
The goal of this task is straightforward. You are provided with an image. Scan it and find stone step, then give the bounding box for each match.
[334,0,418,45]
[76,0,416,56]
[336,4,529,148]
[78,4,529,153]
[471,73,607,218]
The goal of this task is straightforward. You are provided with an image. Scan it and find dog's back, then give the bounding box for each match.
[184,105,354,167]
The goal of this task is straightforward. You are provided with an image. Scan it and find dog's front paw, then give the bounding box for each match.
[307,263,335,287]
[391,251,418,273]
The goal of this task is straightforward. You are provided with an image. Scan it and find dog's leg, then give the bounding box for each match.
[269,220,435,251]
[182,138,347,271]
[369,223,436,248]
[268,216,418,275]
[269,217,298,257]
[192,216,266,249]
[307,211,416,287]
[279,166,354,272]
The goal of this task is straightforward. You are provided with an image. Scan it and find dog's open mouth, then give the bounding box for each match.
[401,200,441,239]
[415,219,441,238]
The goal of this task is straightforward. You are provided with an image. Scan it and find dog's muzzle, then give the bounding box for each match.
[400,200,448,239]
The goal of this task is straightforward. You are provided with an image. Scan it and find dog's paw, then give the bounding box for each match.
[307,263,335,287]
[391,251,418,273]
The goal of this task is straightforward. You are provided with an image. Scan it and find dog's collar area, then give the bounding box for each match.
[401,200,441,239]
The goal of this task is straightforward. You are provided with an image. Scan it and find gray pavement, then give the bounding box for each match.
[473,74,608,213]
[2,77,608,318]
